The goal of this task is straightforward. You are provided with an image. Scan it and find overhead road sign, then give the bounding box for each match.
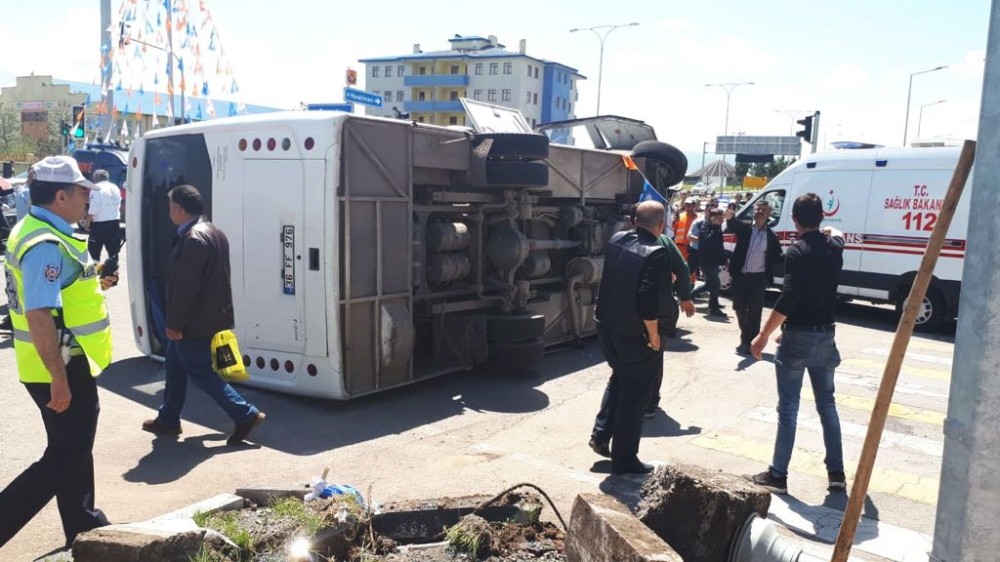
[716,135,802,156]
[344,88,383,108]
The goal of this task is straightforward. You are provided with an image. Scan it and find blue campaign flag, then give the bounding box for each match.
[638,179,668,205]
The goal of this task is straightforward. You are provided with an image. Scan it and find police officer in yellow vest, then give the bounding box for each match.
[0,156,117,550]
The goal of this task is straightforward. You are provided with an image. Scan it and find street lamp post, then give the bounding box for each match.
[775,109,809,135]
[917,99,947,139]
[706,81,754,189]
[569,22,639,116]
[903,65,948,146]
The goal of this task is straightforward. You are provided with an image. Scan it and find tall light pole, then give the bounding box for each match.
[569,22,639,116]
[775,109,809,135]
[903,65,948,146]
[706,82,754,189]
[917,99,947,139]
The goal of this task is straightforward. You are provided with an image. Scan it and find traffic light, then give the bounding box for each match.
[796,115,814,144]
[71,105,85,138]
[60,121,71,136]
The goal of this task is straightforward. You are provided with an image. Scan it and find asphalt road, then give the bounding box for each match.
[0,249,954,561]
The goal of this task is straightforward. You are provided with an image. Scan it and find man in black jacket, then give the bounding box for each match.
[588,201,671,474]
[141,185,265,445]
[692,207,727,315]
[725,200,783,355]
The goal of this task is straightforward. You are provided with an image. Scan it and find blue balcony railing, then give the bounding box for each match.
[403,74,470,87]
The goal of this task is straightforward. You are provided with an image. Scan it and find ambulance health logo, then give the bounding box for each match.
[823,190,841,218]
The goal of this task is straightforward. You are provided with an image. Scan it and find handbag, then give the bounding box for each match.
[211,329,249,382]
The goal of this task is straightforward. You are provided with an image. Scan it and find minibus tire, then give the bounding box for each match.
[631,141,688,187]
[485,161,549,187]
[486,314,546,342]
[897,286,945,332]
[472,133,550,161]
[486,338,546,370]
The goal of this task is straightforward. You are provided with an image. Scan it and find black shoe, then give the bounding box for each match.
[588,438,611,458]
[714,303,726,310]
[0,316,11,330]
[828,471,847,490]
[644,407,660,419]
[612,462,654,475]
[745,470,788,494]
[142,419,182,436]
[709,308,727,317]
[735,344,751,355]
[228,411,266,445]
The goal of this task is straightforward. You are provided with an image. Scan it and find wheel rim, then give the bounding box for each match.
[915,296,933,324]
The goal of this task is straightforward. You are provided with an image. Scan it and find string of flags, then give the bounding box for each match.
[96,0,246,140]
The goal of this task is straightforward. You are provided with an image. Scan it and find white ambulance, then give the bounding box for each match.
[734,145,970,331]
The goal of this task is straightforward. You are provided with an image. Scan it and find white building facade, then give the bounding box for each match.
[359,35,584,128]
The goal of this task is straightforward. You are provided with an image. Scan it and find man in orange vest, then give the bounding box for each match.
[673,197,698,282]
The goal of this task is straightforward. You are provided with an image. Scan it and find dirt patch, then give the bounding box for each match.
[195,495,565,561]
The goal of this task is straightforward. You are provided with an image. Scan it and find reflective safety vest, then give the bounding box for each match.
[674,212,694,246]
[3,215,113,382]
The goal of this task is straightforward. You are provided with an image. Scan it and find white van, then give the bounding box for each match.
[734,146,969,330]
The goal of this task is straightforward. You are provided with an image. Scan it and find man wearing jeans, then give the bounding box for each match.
[142,185,265,445]
[744,193,845,494]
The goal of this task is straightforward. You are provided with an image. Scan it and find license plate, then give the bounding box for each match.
[282,225,295,295]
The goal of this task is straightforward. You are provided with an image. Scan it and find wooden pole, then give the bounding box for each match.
[831,139,976,562]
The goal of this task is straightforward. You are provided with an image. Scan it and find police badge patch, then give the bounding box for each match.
[44,264,61,283]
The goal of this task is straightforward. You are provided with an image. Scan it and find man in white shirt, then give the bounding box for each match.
[86,169,122,262]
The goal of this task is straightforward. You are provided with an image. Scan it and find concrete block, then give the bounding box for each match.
[373,493,529,543]
[637,463,771,562]
[565,493,683,562]
[147,492,245,523]
[72,520,237,562]
[235,485,309,506]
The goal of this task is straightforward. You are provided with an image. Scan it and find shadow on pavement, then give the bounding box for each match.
[643,412,702,438]
[122,433,259,484]
[771,491,881,544]
[98,339,608,461]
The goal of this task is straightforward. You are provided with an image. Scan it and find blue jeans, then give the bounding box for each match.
[692,262,722,309]
[769,329,844,478]
[157,338,258,428]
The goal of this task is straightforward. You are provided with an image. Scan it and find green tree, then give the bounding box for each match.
[33,110,67,158]
[734,162,750,179]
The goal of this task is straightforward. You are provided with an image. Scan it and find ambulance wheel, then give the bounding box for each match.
[897,287,945,332]
[485,338,546,373]
[486,161,549,187]
[472,133,550,161]
[631,141,688,187]
[719,263,732,293]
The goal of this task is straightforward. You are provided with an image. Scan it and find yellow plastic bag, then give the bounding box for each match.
[211,330,249,382]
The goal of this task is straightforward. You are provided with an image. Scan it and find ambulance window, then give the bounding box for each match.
[737,190,785,228]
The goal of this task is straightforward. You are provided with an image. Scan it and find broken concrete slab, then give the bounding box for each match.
[72,519,237,562]
[373,493,533,543]
[565,493,682,562]
[147,493,245,523]
[637,463,770,562]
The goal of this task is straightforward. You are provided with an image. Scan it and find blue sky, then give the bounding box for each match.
[0,0,990,159]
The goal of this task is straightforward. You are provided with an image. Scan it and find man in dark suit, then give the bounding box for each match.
[141,185,265,445]
[724,200,783,355]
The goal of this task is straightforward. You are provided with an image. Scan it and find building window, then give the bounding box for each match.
[503,62,512,75]
[488,89,497,101]
[490,62,499,75]
[473,89,482,100]
[449,116,458,125]
[418,91,426,101]
[525,91,532,103]
[397,90,404,101]
[450,65,459,75]
[475,63,483,75]
[397,65,406,76]
[372,66,380,78]
[534,68,539,79]
[568,103,572,114]
[385,91,393,103]
[533,92,538,105]
[385,65,393,77]
[527,65,532,77]
[419,66,426,75]
[531,118,537,128]
[450,91,459,101]
[502,89,511,101]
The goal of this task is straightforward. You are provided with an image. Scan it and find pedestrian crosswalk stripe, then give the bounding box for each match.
[819,394,946,426]
[744,406,943,458]
[837,371,949,399]
[840,357,950,382]
[690,432,939,505]
[862,347,953,367]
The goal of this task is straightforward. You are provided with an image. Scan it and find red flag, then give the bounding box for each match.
[622,154,639,171]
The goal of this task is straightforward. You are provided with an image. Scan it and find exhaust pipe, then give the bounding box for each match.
[728,514,825,562]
